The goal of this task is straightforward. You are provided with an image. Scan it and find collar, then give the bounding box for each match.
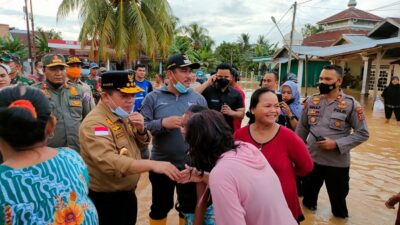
[98,100,121,123]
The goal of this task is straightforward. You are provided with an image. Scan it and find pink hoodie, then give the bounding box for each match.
[209,142,297,225]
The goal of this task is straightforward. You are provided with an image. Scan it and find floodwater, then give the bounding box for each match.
[135,81,400,225]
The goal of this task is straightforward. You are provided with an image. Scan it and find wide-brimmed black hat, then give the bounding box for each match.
[101,71,144,94]
[166,54,200,70]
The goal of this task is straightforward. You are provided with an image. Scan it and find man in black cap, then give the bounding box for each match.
[140,54,208,225]
[80,71,182,225]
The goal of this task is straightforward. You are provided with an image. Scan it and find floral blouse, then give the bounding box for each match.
[0,148,98,225]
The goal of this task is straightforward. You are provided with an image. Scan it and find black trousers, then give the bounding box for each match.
[384,106,400,121]
[302,163,350,218]
[89,189,137,225]
[149,172,197,220]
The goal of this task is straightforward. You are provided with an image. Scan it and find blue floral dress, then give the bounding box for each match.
[0,148,98,225]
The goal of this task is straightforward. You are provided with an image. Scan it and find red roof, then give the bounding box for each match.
[302,29,369,47]
[318,7,382,25]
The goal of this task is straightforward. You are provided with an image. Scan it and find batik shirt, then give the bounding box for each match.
[0,148,98,225]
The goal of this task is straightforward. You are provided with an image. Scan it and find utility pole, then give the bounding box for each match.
[287,1,297,73]
[24,0,33,73]
[29,0,36,62]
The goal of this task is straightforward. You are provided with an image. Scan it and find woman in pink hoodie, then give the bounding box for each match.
[183,110,297,225]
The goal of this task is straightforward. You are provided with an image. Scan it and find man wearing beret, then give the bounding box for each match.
[66,56,96,109]
[79,71,181,225]
[140,54,208,225]
[32,54,90,152]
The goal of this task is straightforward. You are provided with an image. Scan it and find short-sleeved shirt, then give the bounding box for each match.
[134,79,153,112]
[202,86,244,130]
[32,81,91,152]
[0,148,98,225]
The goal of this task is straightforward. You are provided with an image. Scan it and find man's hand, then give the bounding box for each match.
[206,74,217,86]
[128,112,145,132]
[221,104,234,116]
[162,116,183,129]
[317,137,338,150]
[152,161,182,181]
[177,164,204,184]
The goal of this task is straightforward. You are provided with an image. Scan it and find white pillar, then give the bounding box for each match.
[106,59,110,71]
[361,56,369,95]
[297,59,304,95]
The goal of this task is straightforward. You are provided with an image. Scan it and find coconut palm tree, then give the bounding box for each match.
[0,37,27,60]
[180,22,211,50]
[57,0,174,64]
[34,28,62,58]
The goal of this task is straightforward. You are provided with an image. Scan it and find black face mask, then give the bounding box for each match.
[319,82,336,94]
[46,80,63,89]
[215,78,229,89]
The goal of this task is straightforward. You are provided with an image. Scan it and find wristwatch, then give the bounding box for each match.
[138,127,148,136]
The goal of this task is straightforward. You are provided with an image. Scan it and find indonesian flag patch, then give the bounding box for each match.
[94,126,109,136]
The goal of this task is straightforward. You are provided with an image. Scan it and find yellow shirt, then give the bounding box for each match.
[79,100,150,192]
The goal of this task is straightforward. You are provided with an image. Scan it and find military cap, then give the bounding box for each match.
[166,54,200,70]
[101,71,144,94]
[66,56,82,65]
[42,54,68,68]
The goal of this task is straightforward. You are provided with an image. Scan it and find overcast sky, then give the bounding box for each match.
[0,0,399,46]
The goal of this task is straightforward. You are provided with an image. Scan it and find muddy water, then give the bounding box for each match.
[135,82,400,225]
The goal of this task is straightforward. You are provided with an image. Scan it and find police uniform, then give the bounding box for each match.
[31,54,91,152]
[66,56,96,109]
[79,71,149,225]
[295,90,369,217]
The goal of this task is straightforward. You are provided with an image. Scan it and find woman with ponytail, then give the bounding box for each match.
[0,85,98,224]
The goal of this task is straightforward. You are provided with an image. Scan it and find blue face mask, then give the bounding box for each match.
[111,107,130,118]
[81,69,90,76]
[172,72,188,94]
[108,96,132,118]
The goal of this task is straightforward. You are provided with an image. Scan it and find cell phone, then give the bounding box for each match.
[316,136,326,141]
[277,93,283,102]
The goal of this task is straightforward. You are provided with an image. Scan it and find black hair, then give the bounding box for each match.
[34,61,41,67]
[0,85,51,150]
[246,87,276,124]
[216,63,233,75]
[186,105,208,114]
[185,110,237,171]
[231,67,240,82]
[323,64,343,78]
[134,64,146,70]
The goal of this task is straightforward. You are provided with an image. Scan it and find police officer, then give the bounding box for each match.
[295,64,369,218]
[32,54,90,152]
[66,56,96,109]
[79,71,181,225]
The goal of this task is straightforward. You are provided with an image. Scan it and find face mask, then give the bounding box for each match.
[108,95,132,118]
[319,82,336,94]
[171,72,188,94]
[216,78,229,89]
[38,68,44,75]
[81,69,90,77]
[111,107,130,118]
[66,67,82,78]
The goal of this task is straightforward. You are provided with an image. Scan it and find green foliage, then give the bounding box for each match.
[34,28,63,58]
[302,23,324,38]
[57,0,174,63]
[0,36,27,60]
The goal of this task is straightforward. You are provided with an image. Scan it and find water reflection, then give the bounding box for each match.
[136,82,399,225]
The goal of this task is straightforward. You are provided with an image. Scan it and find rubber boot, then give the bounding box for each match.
[149,218,167,225]
[179,217,185,225]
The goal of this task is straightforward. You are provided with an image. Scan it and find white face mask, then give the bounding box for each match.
[38,68,44,75]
